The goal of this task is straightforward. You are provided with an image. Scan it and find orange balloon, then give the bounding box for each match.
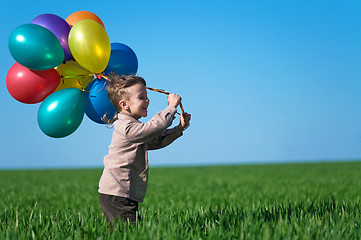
[66,11,105,28]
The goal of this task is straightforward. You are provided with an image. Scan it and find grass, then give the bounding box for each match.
[0,161,360,239]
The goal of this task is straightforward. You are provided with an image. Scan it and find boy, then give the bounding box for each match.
[98,73,191,225]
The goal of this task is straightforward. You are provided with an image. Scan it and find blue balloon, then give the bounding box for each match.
[103,43,138,76]
[111,42,131,51]
[84,78,117,124]
[37,88,85,138]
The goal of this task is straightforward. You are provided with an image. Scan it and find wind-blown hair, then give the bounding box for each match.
[102,72,146,124]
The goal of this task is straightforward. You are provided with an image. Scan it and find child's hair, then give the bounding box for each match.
[102,72,146,124]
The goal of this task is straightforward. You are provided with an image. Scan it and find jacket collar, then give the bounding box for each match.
[117,112,140,122]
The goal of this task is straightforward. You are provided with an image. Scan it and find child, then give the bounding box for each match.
[98,73,191,225]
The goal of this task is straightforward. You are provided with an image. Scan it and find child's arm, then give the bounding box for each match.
[147,113,191,150]
[121,94,182,143]
[178,112,191,131]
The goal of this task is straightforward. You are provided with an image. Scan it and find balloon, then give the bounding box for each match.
[31,14,72,61]
[55,61,94,91]
[68,19,110,73]
[84,78,117,124]
[6,62,60,104]
[66,11,105,28]
[37,88,85,138]
[104,43,138,76]
[8,24,64,70]
[111,42,136,52]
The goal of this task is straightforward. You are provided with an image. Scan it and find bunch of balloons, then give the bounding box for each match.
[7,11,138,138]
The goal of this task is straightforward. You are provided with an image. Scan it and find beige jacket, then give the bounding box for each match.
[98,105,183,202]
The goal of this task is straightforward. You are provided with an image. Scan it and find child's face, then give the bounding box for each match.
[122,83,149,119]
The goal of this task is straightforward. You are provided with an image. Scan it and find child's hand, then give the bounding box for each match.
[168,93,181,108]
[179,112,191,131]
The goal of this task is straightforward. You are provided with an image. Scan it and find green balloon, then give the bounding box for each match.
[38,88,85,138]
[8,24,64,70]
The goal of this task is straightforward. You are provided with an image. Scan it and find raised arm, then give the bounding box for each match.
[147,126,183,150]
[147,112,191,150]
[122,93,183,143]
[123,105,177,143]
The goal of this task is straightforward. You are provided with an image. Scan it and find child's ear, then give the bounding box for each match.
[119,100,129,110]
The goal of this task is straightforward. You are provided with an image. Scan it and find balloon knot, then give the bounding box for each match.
[96,74,102,80]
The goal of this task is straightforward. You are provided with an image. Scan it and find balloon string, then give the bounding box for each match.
[60,73,95,92]
[81,76,95,88]
[92,80,107,94]
[146,87,185,114]
[102,75,185,114]
[60,62,96,86]
[61,74,94,79]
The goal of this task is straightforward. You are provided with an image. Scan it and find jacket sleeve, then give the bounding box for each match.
[147,127,183,150]
[123,105,178,143]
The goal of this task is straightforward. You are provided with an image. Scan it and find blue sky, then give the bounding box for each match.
[1,1,360,169]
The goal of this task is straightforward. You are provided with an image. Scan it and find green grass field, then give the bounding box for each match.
[1,161,360,239]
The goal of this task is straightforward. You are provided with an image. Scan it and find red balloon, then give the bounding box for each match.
[6,62,60,104]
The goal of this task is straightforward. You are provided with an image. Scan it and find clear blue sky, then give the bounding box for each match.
[1,1,360,169]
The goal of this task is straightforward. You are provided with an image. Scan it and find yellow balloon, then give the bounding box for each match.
[68,19,111,73]
[55,61,94,91]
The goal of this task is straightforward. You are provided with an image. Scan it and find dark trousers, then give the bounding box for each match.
[99,193,141,225]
